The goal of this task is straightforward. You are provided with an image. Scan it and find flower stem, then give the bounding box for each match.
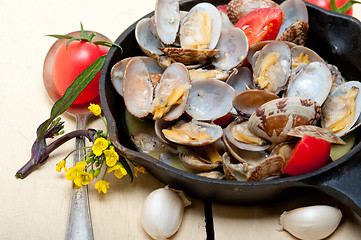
[16,129,97,179]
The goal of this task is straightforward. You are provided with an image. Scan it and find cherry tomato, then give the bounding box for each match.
[53,41,109,105]
[213,113,232,126]
[234,8,283,46]
[217,4,228,14]
[304,0,353,15]
[283,135,331,176]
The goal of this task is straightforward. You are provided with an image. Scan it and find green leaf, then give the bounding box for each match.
[37,55,106,138]
[119,156,133,182]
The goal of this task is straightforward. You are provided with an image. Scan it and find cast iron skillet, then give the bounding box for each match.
[99,0,361,216]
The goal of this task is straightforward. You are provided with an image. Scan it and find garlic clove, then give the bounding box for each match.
[277,205,342,240]
[141,186,191,240]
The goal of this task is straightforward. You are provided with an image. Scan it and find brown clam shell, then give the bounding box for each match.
[287,125,346,145]
[248,97,322,143]
[277,21,309,45]
[160,47,220,64]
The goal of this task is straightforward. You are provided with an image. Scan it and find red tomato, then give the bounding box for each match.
[283,135,331,176]
[217,4,228,14]
[304,0,353,15]
[53,41,109,105]
[213,113,232,126]
[234,8,283,46]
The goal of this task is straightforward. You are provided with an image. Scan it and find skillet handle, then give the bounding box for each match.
[301,152,361,217]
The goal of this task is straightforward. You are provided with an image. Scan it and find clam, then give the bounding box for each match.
[321,81,361,137]
[135,18,164,59]
[223,134,285,181]
[111,56,163,96]
[285,61,333,105]
[219,11,234,29]
[291,45,325,67]
[185,78,236,121]
[232,89,279,118]
[226,66,254,94]
[328,64,345,93]
[211,27,249,71]
[223,134,270,164]
[224,120,271,151]
[123,58,154,118]
[227,0,282,24]
[188,68,228,81]
[151,62,191,121]
[177,142,224,172]
[248,97,322,143]
[154,0,181,45]
[161,120,223,146]
[123,59,190,120]
[179,2,222,50]
[277,0,309,45]
[286,125,346,145]
[222,152,284,181]
[159,47,220,64]
[253,41,292,94]
[178,149,222,172]
[247,41,296,68]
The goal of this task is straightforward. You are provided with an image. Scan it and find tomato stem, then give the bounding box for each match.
[47,22,123,53]
[330,0,361,14]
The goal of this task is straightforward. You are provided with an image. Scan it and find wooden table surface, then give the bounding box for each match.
[1,0,361,239]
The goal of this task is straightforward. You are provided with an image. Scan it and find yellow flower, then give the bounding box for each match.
[65,161,88,187]
[92,137,109,156]
[104,149,119,167]
[94,180,110,194]
[108,164,127,179]
[134,166,146,177]
[80,171,94,186]
[56,160,67,172]
[88,103,101,116]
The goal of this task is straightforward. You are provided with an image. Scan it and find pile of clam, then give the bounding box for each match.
[110,0,361,181]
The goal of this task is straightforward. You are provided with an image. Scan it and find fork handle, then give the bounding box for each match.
[66,114,94,240]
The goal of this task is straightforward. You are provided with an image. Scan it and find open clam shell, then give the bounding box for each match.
[152,62,191,121]
[122,58,154,118]
[291,45,325,65]
[135,18,164,59]
[247,41,296,68]
[286,125,346,145]
[179,2,222,50]
[111,56,163,96]
[248,97,322,143]
[159,119,224,146]
[185,78,236,121]
[224,120,271,151]
[211,27,249,71]
[232,89,279,118]
[285,61,332,105]
[321,81,361,137]
[253,41,292,94]
[154,0,181,45]
[226,66,254,93]
[222,152,284,181]
[277,0,309,45]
